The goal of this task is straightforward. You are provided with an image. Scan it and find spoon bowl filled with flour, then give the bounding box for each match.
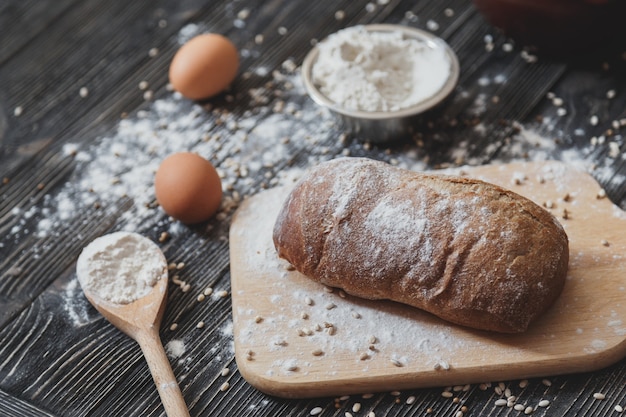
[302,24,459,143]
[76,231,190,417]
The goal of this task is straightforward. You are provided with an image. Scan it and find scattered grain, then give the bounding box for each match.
[196,321,205,329]
[593,393,606,400]
[406,395,416,405]
[220,382,230,391]
[310,406,323,416]
[390,358,404,368]
[312,349,324,356]
[442,391,454,398]
[524,406,534,414]
[169,323,178,331]
[203,287,213,296]
[514,404,525,411]
[542,379,552,387]
[352,402,361,412]
[197,294,206,302]
[221,367,230,376]
[615,405,624,413]
[79,87,89,98]
[495,399,507,406]
[538,399,550,407]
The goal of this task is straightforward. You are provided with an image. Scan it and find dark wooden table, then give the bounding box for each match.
[1,1,626,416]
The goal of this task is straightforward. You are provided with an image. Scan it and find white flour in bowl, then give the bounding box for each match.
[76,231,166,304]
[312,25,452,112]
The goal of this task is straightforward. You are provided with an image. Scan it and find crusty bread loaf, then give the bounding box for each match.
[272,157,569,333]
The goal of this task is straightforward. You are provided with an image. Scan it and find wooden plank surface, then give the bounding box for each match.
[1,0,626,416]
[230,161,626,398]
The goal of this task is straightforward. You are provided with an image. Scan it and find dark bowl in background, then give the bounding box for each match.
[472,0,626,56]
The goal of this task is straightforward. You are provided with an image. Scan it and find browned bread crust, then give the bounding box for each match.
[272,157,569,333]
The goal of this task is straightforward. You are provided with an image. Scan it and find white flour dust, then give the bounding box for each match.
[312,25,452,112]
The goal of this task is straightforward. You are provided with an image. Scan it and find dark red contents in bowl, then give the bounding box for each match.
[473,0,626,56]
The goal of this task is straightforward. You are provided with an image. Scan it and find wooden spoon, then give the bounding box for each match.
[77,234,190,417]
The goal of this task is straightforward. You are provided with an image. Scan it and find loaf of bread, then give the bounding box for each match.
[272,157,569,333]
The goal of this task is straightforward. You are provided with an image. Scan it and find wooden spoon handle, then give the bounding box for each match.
[136,329,191,417]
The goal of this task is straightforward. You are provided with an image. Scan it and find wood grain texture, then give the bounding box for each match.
[1,0,626,416]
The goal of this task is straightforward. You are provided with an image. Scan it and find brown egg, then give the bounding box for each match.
[154,152,222,224]
[169,33,239,100]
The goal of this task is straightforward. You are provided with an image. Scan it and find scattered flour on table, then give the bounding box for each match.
[62,277,92,327]
[165,339,186,358]
[312,25,452,112]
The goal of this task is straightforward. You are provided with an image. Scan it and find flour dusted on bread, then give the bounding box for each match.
[272,157,569,333]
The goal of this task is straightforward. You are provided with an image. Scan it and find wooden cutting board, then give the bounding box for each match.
[229,161,626,398]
